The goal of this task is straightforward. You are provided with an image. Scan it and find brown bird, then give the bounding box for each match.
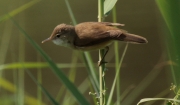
[42,22,148,66]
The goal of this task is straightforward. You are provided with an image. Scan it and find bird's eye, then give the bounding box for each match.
[56,29,66,38]
[56,34,60,38]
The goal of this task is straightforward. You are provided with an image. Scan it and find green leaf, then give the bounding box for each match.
[0,62,47,70]
[137,98,180,105]
[156,0,180,85]
[0,62,86,70]
[10,16,90,105]
[104,0,117,16]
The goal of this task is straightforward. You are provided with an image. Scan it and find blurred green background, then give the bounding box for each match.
[0,0,178,105]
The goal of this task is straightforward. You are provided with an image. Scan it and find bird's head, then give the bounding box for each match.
[42,24,74,46]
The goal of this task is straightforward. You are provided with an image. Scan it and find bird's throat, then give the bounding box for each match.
[52,38,72,48]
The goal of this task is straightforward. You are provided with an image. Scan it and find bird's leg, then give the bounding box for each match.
[98,46,109,66]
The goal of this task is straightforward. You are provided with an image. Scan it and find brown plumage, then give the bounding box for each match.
[42,22,148,51]
[42,22,148,66]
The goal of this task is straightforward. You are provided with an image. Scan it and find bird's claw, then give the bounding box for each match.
[98,60,108,66]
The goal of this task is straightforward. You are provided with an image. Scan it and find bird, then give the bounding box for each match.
[42,22,148,66]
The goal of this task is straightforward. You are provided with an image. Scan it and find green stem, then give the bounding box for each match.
[107,44,128,105]
[98,0,105,105]
[112,6,121,105]
[64,0,77,25]
[37,54,42,105]
[18,26,25,105]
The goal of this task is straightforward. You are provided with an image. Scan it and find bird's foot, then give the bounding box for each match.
[98,60,108,66]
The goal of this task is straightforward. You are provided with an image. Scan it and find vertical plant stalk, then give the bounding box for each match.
[37,54,42,105]
[112,6,121,105]
[98,0,105,105]
[0,21,13,84]
[64,0,77,25]
[18,30,25,105]
[107,43,128,105]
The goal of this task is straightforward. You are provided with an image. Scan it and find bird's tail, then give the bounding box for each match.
[118,33,148,44]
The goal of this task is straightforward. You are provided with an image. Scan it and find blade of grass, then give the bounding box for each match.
[62,51,78,105]
[82,52,99,92]
[0,19,13,91]
[25,95,46,105]
[56,74,90,104]
[0,96,14,105]
[119,86,134,102]
[137,98,180,105]
[26,70,59,105]
[10,16,90,105]
[64,0,77,25]
[114,85,135,104]
[37,55,42,105]
[17,14,25,105]
[156,0,180,86]
[0,0,41,23]
[0,21,12,65]
[0,77,46,105]
[10,43,19,105]
[0,78,16,93]
[0,62,86,70]
[143,88,171,105]
[63,78,90,104]
[0,62,48,70]
[68,51,78,82]
[122,57,173,105]
[107,43,128,105]
[0,20,13,101]
[64,0,99,93]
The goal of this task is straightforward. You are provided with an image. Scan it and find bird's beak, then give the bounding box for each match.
[42,37,51,43]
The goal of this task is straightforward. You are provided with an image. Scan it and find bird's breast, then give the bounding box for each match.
[75,40,113,51]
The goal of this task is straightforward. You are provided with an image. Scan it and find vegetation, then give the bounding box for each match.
[0,0,179,105]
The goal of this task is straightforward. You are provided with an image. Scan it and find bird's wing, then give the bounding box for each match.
[74,31,111,47]
[74,22,147,48]
[74,22,126,47]
[99,22,125,26]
